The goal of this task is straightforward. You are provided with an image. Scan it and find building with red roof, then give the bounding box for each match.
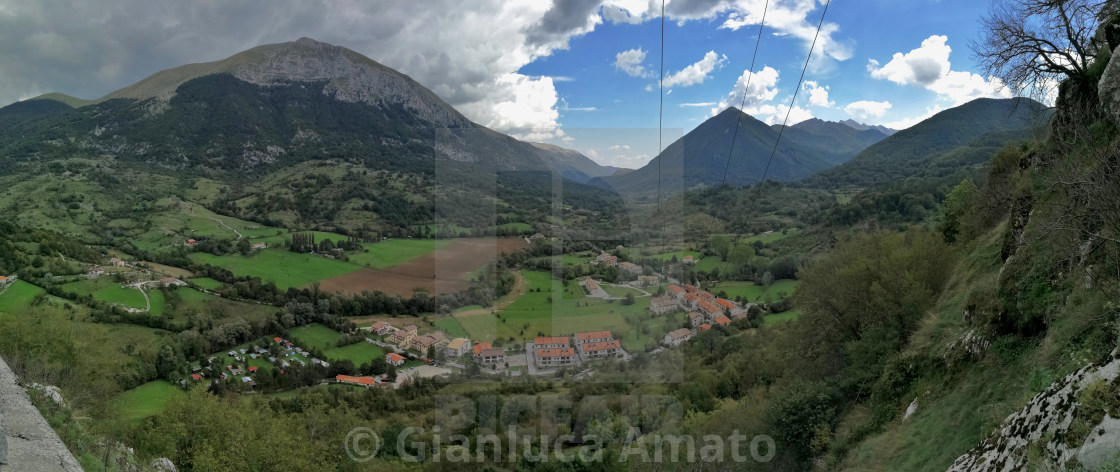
[579,340,622,360]
[473,341,492,357]
[697,299,722,316]
[248,366,258,373]
[667,284,685,299]
[536,347,576,368]
[715,298,736,310]
[386,353,406,366]
[713,315,732,326]
[535,336,570,349]
[336,375,377,386]
[699,323,712,331]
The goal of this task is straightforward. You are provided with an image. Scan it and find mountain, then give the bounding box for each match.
[593,108,888,197]
[530,142,614,183]
[805,97,1050,189]
[0,38,627,234]
[839,119,896,135]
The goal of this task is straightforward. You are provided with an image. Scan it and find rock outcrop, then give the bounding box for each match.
[947,347,1120,471]
[1100,44,1120,126]
[0,356,82,472]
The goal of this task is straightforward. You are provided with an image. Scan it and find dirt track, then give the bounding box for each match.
[317,238,527,297]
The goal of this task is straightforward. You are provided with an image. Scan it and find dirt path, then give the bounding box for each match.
[210,217,243,240]
[453,271,526,318]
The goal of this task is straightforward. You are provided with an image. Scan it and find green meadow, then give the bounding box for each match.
[324,342,386,365]
[61,279,147,310]
[287,324,343,351]
[189,249,361,289]
[711,279,799,303]
[188,277,224,290]
[0,280,47,313]
[346,239,452,269]
[109,380,185,423]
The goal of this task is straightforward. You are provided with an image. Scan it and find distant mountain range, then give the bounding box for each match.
[0,37,614,180]
[592,109,893,197]
[804,97,1050,189]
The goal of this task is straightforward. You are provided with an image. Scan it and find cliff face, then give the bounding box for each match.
[0,356,82,472]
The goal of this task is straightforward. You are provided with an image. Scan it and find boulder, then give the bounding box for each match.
[1100,44,1120,126]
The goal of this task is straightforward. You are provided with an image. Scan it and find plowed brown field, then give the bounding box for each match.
[316,237,528,297]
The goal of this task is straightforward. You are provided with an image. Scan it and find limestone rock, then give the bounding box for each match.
[1100,44,1120,126]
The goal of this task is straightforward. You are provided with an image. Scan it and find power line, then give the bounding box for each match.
[716,0,832,282]
[720,0,769,187]
[657,0,666,213]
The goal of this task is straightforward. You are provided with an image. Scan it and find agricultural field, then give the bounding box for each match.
[0,280,48,313]
[190,249,361,290]
[454,271,653,346]
[110,380,185,423]
[346,239,452,269]
[742,228,800,245]
[317,238,527,297]
[61,278,147,310]
[324,342,386,366]
[287,324,343,352]
[148,290,167,317]
[601,284,646,298]
[188,277,223,290]
[711,279,799,303]
[433,317,469,338]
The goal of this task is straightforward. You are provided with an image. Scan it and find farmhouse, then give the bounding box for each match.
[251,242,267,250]
[185,239,197,246]
[649,296,679,315]
[160,277,186,287]
[667,284,685,299]
[618,261,642,274]
[713,315,732,326]
[682,255,696,264]
[688,312,705,327]
[637,275,659,287]
[86,266,105,278]
[370,321,393,335]
[699,323,711,332]
[535,336,571,349]
[536,347,576,368]
[715,298,737,312]
[0,276,9,287]
[473,341,493,357]
[662,328,693,346]
[478,348,506,365]
[446,338,471,358]
[386,353,406,366]
[592,252,619,266]
[109,257,126,267]
[579,340,623,360]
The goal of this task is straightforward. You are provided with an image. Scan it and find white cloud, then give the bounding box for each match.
[747,103,814,125]
[0,0,607,142]
[679,102,716,107]
[711,66,780,116]
[608,144,630,150]
[484,74,562,141]
[868,35,1012,105]
[719,0,852,72]
[844,100,891,121]
[802,80,833,107]
[882,105,943,130]
[663,50,726,87]
[615,47,650,77]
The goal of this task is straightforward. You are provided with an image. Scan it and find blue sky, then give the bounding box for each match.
[0,0,1017,169]
[522,0,1014,168]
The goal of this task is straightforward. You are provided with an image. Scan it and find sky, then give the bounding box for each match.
[0,0,1020,169]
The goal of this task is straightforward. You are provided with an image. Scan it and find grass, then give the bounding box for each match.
[434,317,469,338]
[148,290,166,317]
[602,284,644,298]
[189,277,223,290]
[346,239,452,269]
[0,280,47,313]
[61,279,147,310]
[742,228,800,245]
[189,248,361,289]
[711,279,799,303]
[456,271,643,345]
[109,380,184,423]
[287,324,343,351]
[324,342,386,365]
[763,309,801,326]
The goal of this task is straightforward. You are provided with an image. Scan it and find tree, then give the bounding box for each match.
[761,271,775,288]
[973,0,1108,101]
[622,293,635,306]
